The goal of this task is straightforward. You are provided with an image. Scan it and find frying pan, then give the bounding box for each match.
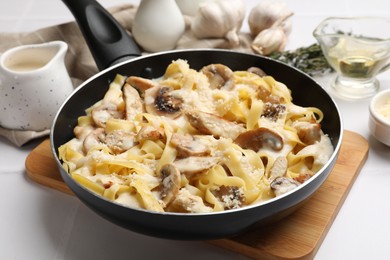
[51,0,343,240]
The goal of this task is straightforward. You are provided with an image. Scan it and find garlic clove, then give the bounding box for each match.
[190,0,245,46]
[248,0,293,37]
[251,27,287,56]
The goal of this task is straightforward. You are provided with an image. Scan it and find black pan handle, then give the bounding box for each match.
[62,0,141,71]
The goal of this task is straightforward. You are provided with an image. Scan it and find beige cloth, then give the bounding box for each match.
[0,4,254,147]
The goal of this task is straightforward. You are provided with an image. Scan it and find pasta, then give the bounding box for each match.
[58,59,334,213]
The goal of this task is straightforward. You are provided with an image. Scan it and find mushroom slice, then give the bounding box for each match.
[159,163,181,207]
[201,64,235,90]
[261,102,286,121]
[91,103,124,128]
[144,85,183,118]
[170,133,211,158]
[123,83,144,121]
[83,128,106,153]
[170,189,213,213]
[269,156,288,181]
[294,121,322,145]
[270,177,300,197]
[126,76,156,94]
[247,66,267,77]
[234,127,284,152]
[211,185,245,210]
[173,156,219,174]
[185,110,245,140]
[136,125,165,142]
[105,130,136,154]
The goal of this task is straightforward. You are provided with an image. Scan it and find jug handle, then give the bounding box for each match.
[62,0,141,71]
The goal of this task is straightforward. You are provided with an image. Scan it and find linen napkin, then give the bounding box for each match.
[0,4,258,147]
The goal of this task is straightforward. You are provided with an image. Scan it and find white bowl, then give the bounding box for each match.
[369,89,390,146]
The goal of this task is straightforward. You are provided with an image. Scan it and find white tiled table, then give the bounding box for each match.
[1,1,389,259]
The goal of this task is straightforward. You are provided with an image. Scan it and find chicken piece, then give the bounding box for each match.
[91,103,124,128]
[185,110,245,140]
[270,177,300,197]
[234,127,284,152]
[293,172,313,183]
[136,125,165,142]
[126,76,156,95]
[269,156,288,181]
[83,128,106,153]
[211,185,245,210]
[159,164,181,207]
[74,125,94,141]
[104,130,136,154]
[201,64,235,90]
[123,83,144,121]
[170,133,211,158]
[173,156,219,174]
[170,189,213,213]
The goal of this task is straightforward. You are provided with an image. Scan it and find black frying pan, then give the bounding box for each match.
[51,0,343,240]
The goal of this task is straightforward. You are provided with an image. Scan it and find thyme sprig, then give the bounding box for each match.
[270,43,333,76]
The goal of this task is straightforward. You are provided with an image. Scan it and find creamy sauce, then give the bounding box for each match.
[7,61,47,72]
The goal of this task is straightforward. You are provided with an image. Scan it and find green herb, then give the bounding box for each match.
[269,43,333,76]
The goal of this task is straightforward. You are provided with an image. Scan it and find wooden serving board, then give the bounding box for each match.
[25,130,368,260]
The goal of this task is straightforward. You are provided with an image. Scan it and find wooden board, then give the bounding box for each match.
[25,130,368,260]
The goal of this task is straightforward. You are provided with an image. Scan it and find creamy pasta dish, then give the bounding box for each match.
[59,59,334,213]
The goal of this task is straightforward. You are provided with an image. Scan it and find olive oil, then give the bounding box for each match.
[326,36,389,79]
[339,56,375,78]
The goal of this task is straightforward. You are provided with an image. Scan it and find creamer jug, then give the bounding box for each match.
[0,41,73,131]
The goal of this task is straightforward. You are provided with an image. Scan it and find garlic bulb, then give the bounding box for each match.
[191,0,245,46]
[248,0,293,37]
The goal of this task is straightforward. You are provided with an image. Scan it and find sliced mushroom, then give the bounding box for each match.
[185,110,245,140]
[294,122,321,145]
[247,66,267,77]
[201,64,235,90]
[211,185,245,210]
[170,189,213,213]
[234,127,284,152]
[83,128,106,153]
[123,83,144,121]
[170,133,211,158]
[270,176,300,197]
[136,125,165,142]
[173,156,219,174]
[159,163,181,207]
[261,102,286,122]
[256,86,283,104]
[269,156,288,181]
[91,103,124,128]
[104,130,136,154]
[126,76,156,95]
[144,85,183,118]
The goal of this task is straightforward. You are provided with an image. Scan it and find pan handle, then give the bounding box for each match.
[62,0,141,71]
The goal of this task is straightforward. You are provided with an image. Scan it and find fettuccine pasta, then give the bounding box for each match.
[59,59,333,213]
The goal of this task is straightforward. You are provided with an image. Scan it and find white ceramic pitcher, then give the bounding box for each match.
[132,0,185,52]
[0,41,74,131]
